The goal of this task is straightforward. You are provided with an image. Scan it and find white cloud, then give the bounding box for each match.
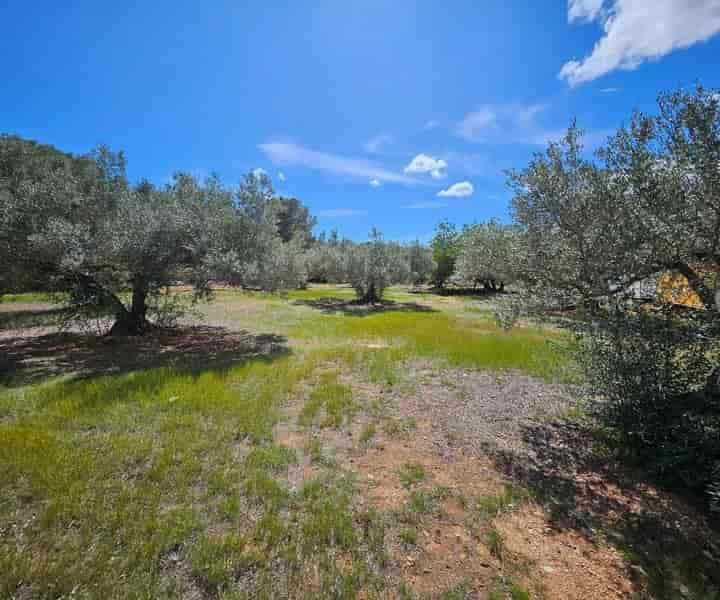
[560,0,720,86]
[316,209,368,217]
[455,103,555,145]
[423,120,439,131]
[437,181,474,198]
[364,133,394,154]
[403,201,448,209]
[403,153,448,179]
[252,167,267,178]
[369,179,381,188]
[259,141,419,185]
[277,171,286,182]
[568,0,605,22]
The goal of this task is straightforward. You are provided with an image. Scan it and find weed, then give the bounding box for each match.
[510,583,532,600]
[300,372,355,428]
[397,462,427,488]
[245,444,298,473]
[399,527,419,546]
[190,533,256,592]
[359,422,377,445]
[398,488,446,524]
[475,484,532,521]
[486,527,506,561]
[383,416,417,438]
[440,581,472,599]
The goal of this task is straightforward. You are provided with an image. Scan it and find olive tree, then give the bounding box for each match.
[347,228,404,303]
[508,87,720,312]
[505,86,720,506]
[306,229,351,283]
[455,220,518,292]
[2,138,310,334]
[430,219,459,289]
[407,239,433,285]
[29,172,226,334]
[0,136,123,296]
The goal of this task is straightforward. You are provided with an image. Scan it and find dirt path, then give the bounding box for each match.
[276,361,718,598]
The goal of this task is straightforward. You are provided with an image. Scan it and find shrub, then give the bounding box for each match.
[576,302,720,496]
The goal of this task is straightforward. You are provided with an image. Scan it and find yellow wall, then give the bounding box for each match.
[657,267,718,308]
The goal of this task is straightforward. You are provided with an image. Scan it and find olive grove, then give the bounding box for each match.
[0,137,310,334]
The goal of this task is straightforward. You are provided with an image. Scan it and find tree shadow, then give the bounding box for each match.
[409,286,513,298]
[0,325,288,388]
[488,419,720,598]
[292,297,438,317]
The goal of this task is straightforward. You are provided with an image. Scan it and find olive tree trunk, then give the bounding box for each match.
[109,278,151,336]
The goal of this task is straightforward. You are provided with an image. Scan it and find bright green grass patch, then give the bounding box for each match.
[291,310,569,381]
[287,286,356,301]
[0,291,59,303]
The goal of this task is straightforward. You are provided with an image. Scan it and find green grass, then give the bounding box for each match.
[0,284,575,598]
[398,527,419,546]
[299,371,356,428]
[397,462,427,488]
[359,422,377,445]
[290,309,569,381]
[0,291,59,303]
[510,583,532,600]
[485,527,506,561]
[474,484,533,521]
[0,353,320,598]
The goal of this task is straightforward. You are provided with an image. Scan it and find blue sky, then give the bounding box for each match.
[3,1,720,241]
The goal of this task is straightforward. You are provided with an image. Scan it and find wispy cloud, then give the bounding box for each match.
[440,151,490,177]
[369,179,381,188]
[277,171,286,182]
[438,181,474,198]
[455,103,561,145]
[600,87,620,93]
[402,201,448,209]
[560,0,720,86]
[259,141,419,185]
[316,209,368,217]
[363,133,394,154]
[567,0,605,22]
[404,153,448,179]
[423,120,439,131]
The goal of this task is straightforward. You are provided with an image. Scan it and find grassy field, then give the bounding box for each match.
[1,286,716,599]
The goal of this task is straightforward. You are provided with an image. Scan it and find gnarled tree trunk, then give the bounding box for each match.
[109,278,151,336]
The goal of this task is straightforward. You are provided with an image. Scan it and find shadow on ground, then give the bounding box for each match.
[293,297,437,316]
[408,286,513,298]
[0,325,288,387]
[489,419,720,598]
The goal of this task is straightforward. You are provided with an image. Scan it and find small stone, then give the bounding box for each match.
[542,565,555,574]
